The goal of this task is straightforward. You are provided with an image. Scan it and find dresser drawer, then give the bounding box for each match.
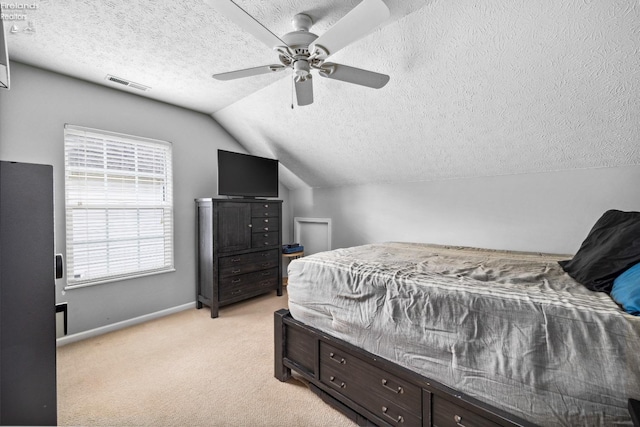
[219,268,278,301]
[251,216,279,232]
[219,250,279,278]
[433,395,498,427]
[219,258,279,278]
[251,202,279,217]
[320,343,422,426]
[252,231,280,248]
[218,249,279,270]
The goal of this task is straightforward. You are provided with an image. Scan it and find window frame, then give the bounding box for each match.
[63,124,175,289]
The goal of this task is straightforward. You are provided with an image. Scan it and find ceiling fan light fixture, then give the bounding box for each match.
[293,59,310,78]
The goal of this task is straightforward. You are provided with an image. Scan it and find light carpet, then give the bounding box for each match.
[57,290,356,426]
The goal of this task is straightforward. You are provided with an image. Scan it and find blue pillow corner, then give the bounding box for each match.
[611,263,640,316]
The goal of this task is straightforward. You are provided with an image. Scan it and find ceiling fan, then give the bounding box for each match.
[205,0,391,106]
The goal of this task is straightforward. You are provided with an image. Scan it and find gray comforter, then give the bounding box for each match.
[287,242,640,426]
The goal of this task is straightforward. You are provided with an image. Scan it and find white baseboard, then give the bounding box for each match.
[56,302,196,347]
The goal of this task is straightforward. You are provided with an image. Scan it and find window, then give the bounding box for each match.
[64,125,174,288]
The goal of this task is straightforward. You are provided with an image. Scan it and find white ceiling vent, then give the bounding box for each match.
[105,75,150,91]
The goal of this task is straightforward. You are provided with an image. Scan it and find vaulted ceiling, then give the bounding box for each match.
[5,0,640,189]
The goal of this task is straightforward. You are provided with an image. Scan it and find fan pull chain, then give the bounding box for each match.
[291,75,294,109]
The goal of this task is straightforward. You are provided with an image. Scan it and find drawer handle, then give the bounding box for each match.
[264,242,269,245]
[454,414,466,427]
[261,270,271,275]
[264,213,269,216]
[261,253,269,257]
[264,219,269,223]
[329,376,346,389]
[231,269,241,274]
[264,227,269,231]
[381,379,404,394]
[260,280,272,287]
[264,204,269,208]
[382,407,404,424]
[232,279,241,284]
[264,233,269,237]
[231,289,242,295]
[231,258,241,263]
[329,352,346,365]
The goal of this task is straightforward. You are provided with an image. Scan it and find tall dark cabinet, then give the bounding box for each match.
[196,198,283,318]
[0,161,57,426]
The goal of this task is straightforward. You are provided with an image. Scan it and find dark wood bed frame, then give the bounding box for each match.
[274,309,640,427]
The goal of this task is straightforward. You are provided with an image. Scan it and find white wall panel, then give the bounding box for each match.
[290,166,640,255]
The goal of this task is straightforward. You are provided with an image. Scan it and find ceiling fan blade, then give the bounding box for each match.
[295,78,313,106]
[309,0,390,59]
[212,65,286,81]
[205,0,287,49]
[319,63,389,89]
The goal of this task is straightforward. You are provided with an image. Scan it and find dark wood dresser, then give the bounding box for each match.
[196,198,283,318]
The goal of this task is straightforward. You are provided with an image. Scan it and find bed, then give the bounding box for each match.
[275,240,640,426]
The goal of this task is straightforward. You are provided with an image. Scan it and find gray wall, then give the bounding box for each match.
[0,62,290,334]
[290,166,640,255]
[2,62,636,334]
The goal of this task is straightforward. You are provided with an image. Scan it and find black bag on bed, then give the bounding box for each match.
[558,209,640,293]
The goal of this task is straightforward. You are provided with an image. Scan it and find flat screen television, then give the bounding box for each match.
[218,150,279,198]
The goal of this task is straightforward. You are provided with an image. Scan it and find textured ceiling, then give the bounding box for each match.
[5,0,640,189]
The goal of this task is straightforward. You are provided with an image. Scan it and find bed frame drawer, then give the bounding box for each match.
[275,310,533,427]
[320,342,422,425]
[433,395,498,427]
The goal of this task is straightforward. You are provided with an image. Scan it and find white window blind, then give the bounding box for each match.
[64,125,174,288]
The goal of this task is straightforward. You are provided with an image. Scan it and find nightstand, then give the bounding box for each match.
[283,251,304,260]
